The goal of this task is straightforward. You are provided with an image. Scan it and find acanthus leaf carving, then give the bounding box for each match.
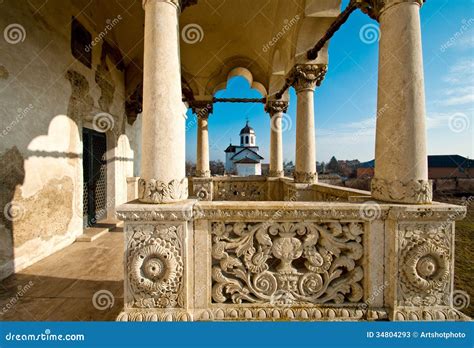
[291,64,327,93]
[371,177,432,204]
[138,177,188,203]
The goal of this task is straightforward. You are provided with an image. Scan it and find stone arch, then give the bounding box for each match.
[205,56,268,97]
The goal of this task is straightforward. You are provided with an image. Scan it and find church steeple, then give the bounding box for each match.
[239,121,256,147]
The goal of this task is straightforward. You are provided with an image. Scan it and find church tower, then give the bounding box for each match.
[239,121,256,147]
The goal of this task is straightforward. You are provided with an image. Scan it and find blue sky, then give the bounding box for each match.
[185,0,473,163]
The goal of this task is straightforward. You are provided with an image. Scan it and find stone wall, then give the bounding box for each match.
[0,0,134,279]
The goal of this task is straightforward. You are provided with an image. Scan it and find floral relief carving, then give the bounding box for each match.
[398,223,451,307]
[192,179,212,201]
[138,177,188,203]
[127,224,184,308]
[293,171,318,184]
[211,221,364,305]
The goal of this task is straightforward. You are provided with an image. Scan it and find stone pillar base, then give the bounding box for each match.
[371,177,432,204]
[195,170,211,178]
[268,170,284,177]
[138,177,188,203]
[293,171,317,184]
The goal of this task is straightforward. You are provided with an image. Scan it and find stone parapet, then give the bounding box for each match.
[116,200,469,321]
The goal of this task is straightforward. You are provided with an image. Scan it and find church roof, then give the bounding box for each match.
[231,147,264,160]
[239,121,255,135]
[224,144,236,153]
[234,157,260,164]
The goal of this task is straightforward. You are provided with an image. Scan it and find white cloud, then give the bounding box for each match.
[440,94,474,106]
[435,58,474,107]
[457,34,474,49]
[426,112,452,129]
[318,116,376,146]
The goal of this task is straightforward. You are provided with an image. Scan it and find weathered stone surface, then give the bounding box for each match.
[12,177,73,247]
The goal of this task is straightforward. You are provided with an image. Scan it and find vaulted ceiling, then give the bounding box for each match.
[77,0,341,104]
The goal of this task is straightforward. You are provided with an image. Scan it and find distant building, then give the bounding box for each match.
[356,159,375,178]
[224,121,264,176]
[356,155,473,179]
[337,159,360,178]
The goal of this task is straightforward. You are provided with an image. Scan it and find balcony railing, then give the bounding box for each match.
[116,194,468,321]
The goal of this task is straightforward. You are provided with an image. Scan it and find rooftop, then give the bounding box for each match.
[358,155,473,169]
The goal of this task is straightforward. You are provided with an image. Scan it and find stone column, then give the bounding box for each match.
[291,64,327,183]
[265,100,288,177]
[360,0,432,204]
[193,102,212,178]
[139,0,188,203]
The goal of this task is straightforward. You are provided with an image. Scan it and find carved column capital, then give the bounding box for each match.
[291,64,327,93]
[265,100,289,116]
[355,0,424,21]
[142,0,197,11]
[191,101,213,119]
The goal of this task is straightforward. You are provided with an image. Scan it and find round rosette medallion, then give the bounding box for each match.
[402,242,449,292]
[130,240,183,294]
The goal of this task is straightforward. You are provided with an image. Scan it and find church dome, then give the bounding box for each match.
[239,121,255,135]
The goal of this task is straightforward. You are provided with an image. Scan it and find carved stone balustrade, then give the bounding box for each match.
[116,199,469,321]
[190,176,371,202]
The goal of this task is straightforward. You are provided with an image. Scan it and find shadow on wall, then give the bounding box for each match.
[0,67,136,281]
[0,0,138,282]
[0,115,81,281]
[0,147,25,279]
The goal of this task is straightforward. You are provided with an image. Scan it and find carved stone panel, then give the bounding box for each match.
[214,181,267,201]
[126,223,185,309]
[210,221,365,306]
[397,223,452,307]
[192,177,213,201]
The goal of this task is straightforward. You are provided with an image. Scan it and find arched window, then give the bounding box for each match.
[245,136,249,144]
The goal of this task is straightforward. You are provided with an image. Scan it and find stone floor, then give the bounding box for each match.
[0,229,124,321]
